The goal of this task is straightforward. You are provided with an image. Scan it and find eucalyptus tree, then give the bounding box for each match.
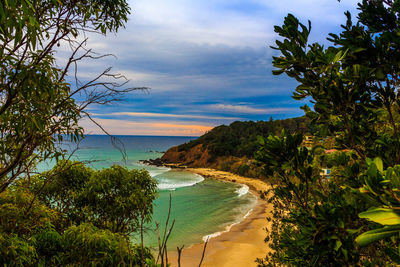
[0,0,142,192]
[31,161,158,235]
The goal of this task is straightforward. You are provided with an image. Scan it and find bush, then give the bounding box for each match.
[0,162,158,266]
[61,223,152,266]
[32,161,158,235]
[0,233,38,266]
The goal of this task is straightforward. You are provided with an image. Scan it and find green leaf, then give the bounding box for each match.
[365,163,380,195]
[388,167,400,188]
[374,157,383,173]
[334,240,342,251]
[356,225,400,247]
[24,0,34,10]
[332,49,348,63]
[359,207,400,225]
[376,68,385,79]
[31,117,40,130]
[346,226,363,234]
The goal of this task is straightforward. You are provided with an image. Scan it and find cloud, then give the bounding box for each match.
[255,0,358,22]
[207,104,297,114]
[127,0,359,48]
[80,117,214,136]
[94,112,241,120]
[128,0,274,48]
[58,0,361,135]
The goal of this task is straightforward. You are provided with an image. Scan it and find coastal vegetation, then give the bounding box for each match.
[255,1,400,265]
[0,161,156,265]
[0,0,160,265]
[4,0,400,266]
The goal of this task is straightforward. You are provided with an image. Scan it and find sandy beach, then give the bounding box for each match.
[167,168,272,267]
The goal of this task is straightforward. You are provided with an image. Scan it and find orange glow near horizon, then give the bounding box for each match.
[80,118,214,136]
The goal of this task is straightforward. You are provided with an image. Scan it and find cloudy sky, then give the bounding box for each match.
[74,0,359,136]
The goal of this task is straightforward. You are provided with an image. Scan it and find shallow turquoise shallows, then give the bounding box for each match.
[37,135,257,250]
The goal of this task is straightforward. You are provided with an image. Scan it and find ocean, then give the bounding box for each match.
[37,135,257,250]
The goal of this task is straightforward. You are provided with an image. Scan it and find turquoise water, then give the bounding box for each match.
[38,135,257,250]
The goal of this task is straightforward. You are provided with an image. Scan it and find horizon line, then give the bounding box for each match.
[83,134,201,138]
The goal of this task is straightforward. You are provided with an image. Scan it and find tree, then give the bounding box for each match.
[29,160,94,231]
[0,0,142,192]
[58,223,153,266]
[256,0,400,265]
[82,165,158,235]
[256,132,372,266]
[30,161,158,235]
[0,1,161,265]
[1,161,158,266]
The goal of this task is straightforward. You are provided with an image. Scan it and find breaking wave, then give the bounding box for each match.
[157,173,205,190]
[202,208,254,242]
[148,167,171,178]
[235,184,249,197]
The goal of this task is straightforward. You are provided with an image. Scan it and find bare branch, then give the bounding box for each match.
[177,245,184,267]
[198,237,209,267]
[82,111,127,160]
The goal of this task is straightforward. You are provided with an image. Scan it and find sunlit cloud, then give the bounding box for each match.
[80,118,214,136]
[207,104,297,114]
[92,112,242,120]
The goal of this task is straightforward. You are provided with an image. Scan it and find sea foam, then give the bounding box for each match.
[157,173,205,190]
[235,184,249,197]
[148,167,171,178]
[135,161,171,178]
[202,208,254,242]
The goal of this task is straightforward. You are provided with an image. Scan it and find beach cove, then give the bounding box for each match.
[38,136,268,256]
[37,136,273,266]
[168,168,272,267]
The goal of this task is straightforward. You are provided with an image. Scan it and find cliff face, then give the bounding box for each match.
[161,144,211,167]
[161,144,261,177]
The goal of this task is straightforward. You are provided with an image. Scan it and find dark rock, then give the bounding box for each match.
[139,158,165,167]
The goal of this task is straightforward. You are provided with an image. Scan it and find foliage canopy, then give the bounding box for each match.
[178,117,311,158]
[256,1,400,265]
[1,161,157,266]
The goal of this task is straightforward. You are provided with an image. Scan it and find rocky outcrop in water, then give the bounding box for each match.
[139,158,165,167]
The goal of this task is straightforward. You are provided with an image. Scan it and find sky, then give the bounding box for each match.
[72,0,359,136]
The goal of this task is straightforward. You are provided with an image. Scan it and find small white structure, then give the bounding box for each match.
[320,168,331,177]
[303,135,313,147]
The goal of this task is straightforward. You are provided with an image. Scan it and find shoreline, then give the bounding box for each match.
[167,168,272,267]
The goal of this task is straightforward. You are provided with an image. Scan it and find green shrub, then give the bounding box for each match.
[61,223,152,266]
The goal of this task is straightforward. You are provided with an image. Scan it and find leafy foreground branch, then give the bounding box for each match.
[256,1,400,266]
